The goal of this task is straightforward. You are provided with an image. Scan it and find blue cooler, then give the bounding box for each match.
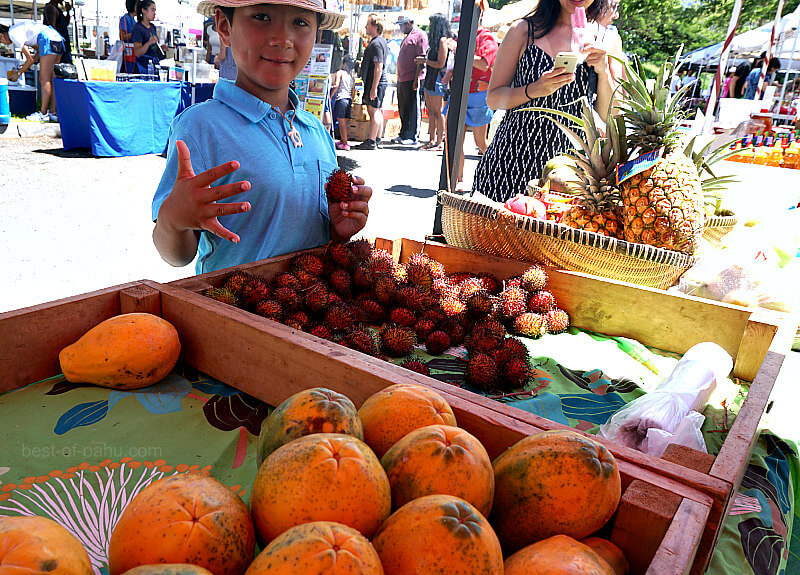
[0,78,10,125]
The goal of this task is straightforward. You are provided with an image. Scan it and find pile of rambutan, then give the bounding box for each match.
[202,244,571,394]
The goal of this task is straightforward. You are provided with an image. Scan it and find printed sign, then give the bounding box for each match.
[616,148,664,185]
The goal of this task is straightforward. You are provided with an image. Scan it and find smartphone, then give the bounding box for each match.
[553,52,579,74]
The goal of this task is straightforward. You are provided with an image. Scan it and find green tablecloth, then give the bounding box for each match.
[1,328,796,575]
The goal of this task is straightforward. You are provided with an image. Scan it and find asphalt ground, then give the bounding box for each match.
[0,131,483,313]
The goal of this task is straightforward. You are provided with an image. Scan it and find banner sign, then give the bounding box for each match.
[616,148,664,185]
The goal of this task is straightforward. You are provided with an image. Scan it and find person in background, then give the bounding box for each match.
[215,41,237,81]
[205,18,221,65]
[152,0,372,274]
[393,15,427,146]
[0,21,65,122]
[596,0,624,81]
[732,52,764,99]
[744,57,781,100]
[416,13,453,151]
[132,0,167,77]
[670,69,683,95]
[472,0,613,202]
[331,55,356,150]
[720,67,734,99]
[355,13,388,150]
[119,0,137,74]
[43,0,72,63]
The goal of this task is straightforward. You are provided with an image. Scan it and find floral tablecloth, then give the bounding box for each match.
[1,328,797,575]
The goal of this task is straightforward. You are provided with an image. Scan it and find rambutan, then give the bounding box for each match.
[440,319,466,346]
[328,268,352,296]
[545,309,570,334]
[204,287,240,307]
[379,324,417,357]
[432,278,456,299]
[290,253,325,277]
[465,326,503,355]
[304,283,330,314]
[373,274,397,306]
[500,358,531,389]
[328,291,344,305]
[505,277,523,290]
[513,312,546,338]
[286,310,311,330]
[241,278,271,306]
[473,317,506,340]
[274,286,300,312]
[528,290,557,313]
[358,299,386,324]
[272,271,302,292]
[425,330,451,355]
[292,269,320,289]
[368,249,395,275]
[466,353,500,390]
[343,327,380,356]
[498,337,530,361]
[421,308,446,325]
[441,297,467,320]
[325,168,354,203]
[401,358,430,377]
[352,264,375,291]
[476,272,501,294]
[397,285,428,313]
[327,243,356,270]
[324,303,357,333]
[389,307,417,328]
[308,323,332,340]
[458,278,485,301]
[447,272,475,286]
[427,259,447,280]
[284,319,305,331]
[391,263,408,284]
[253,299,283,321]
[349,238,373,262]
[520,264,548,293]
[406,261,434,292]
[499,287,528,320]
[414,318,436,341]
[465,289,493,318]
[222,271,251,297]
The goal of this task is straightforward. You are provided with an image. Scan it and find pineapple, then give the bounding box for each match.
[528,97,627,238]
[616,53,705,254]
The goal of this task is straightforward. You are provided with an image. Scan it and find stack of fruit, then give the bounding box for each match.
[0,384,629,575]
[203,238,571,393]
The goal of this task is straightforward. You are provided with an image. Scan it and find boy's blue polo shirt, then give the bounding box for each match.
[153,79,338,274]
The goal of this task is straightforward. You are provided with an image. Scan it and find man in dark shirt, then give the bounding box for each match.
[355,13,388,150]
[392,15,427,145]
[43,0,72,63]
[732,52,765,99]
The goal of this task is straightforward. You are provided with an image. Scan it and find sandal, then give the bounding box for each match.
[335,142,351,151]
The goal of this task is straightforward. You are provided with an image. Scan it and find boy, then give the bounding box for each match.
[152,0,372,274]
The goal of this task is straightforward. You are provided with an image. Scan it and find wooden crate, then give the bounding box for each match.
[166,237,790,575]
[0,279,713,575]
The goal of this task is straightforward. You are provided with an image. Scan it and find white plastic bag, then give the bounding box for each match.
[598,342,733,456]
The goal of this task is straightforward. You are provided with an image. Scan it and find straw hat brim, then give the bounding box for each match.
[197,0,346,30]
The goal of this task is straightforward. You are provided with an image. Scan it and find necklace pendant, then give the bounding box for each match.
[288,127,303,148]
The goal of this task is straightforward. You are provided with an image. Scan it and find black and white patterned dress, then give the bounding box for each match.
[473,19,596,203]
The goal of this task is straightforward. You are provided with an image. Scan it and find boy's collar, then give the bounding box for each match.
[214,79,306,125]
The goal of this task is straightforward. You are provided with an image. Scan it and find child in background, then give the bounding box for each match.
[151,0,372,274]
[330,55,356,150]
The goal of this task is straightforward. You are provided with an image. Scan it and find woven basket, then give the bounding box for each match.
[439,191,697,290]
[703,214,738,247]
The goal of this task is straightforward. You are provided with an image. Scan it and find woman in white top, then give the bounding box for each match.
[0,21,65,122]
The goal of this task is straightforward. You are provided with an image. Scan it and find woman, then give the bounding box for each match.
[415,13,454,151]
[473,0,613,202]
[0,21,65,122]
[132,0,167,77]
[330,55,356,150]
[119,0,137,74]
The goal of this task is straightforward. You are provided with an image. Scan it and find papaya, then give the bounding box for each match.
[504,535,615,575]
[358,383,457,458]
[580,537,630,575]
[0,516,93,575]
[59,313,180,390]
[121,567,214,575]
[245,521,383,575]
[372,494,503,575]
[380,424,494,516]
[107,474,255,575]
[257,387,363,467]
[490,429,621,552]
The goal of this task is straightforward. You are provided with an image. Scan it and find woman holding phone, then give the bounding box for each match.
[472,0,613,202]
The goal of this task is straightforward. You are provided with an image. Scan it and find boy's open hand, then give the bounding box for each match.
[159,140,251,243]
[329,175,372,242]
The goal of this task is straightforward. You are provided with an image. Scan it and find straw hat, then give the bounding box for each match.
[197,0,346,30]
